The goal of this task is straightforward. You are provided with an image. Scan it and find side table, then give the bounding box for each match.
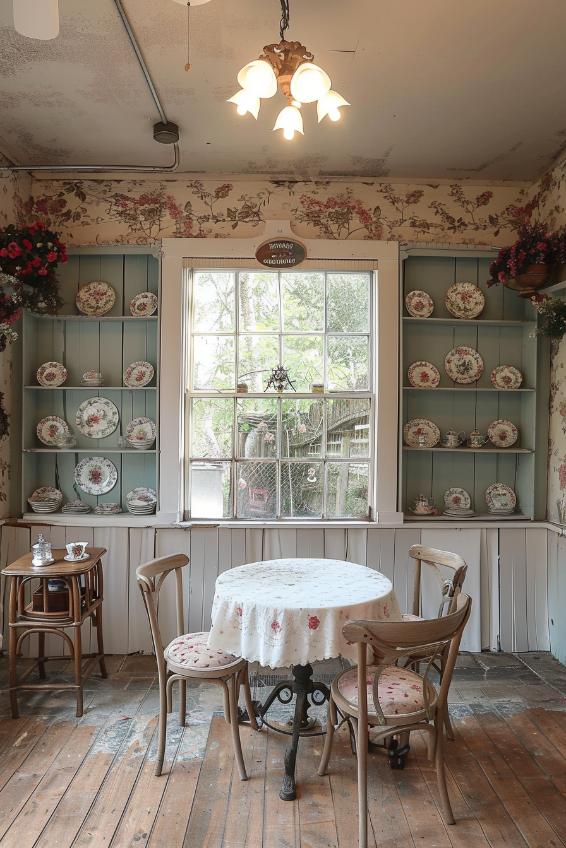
[2,547,108,718]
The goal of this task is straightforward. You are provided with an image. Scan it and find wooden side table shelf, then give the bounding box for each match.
[2,547,108,718]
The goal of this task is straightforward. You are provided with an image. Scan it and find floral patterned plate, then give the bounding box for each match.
[443,487,472,510]
[29,486,63,503]
[75,397,120,439]
[445,282,485,319]
[126,487,157,504]
[125,416,156,442]
[403,418,441,448]
[487,419,518,448]
[123,360,154,388]
[76,281,116,316]
[74,456,118,495]
[491,365,523,390]
[36,361,68,387]
[485,483,517,512]
[407,361,440,388]
[445,346,484,384]
[36,415,71,446]
[405,290,434,318]
[130,291,158,317]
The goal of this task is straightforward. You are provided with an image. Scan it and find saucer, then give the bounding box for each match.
[64,553,90,562]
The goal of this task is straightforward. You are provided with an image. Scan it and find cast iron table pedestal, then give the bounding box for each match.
[256,663,330,801]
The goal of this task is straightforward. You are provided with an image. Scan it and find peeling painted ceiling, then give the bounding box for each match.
[1,0,566,180]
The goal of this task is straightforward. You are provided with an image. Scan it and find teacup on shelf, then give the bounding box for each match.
[411,494,436,515]
[467,429,489,448]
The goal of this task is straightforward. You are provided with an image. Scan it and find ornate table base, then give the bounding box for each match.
[251,663,330,801]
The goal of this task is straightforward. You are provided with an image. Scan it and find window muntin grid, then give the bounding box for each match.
[186,269,374,520]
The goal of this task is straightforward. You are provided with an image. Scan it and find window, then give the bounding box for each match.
[186,269,374,520]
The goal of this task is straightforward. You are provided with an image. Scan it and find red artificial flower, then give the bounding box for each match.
[6,242,21,258]
[22,239,33,250]
[46,251,57,262]
[307,615,320,630]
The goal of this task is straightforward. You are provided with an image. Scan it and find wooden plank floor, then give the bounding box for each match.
[0,651,565,847]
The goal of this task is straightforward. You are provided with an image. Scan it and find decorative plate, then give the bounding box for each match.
[36,415,71,446]
[487,419,518,448]
[123,360,154,388]
[403,418,441,448]
[443,487,472,510]
[407,361,440,388]
[36,361,67,387]
[485,483,517,512]
[444,346,484,384]
[491,365,523,390]
[75,397,119,439]
[130,291,158,317]
[125,416,156,442]
[445,282,485,319]
[74,456,118,495]
[126,486,157,504]
[29,486,63,503]
[405,290,434,318]
[76,281,116,316]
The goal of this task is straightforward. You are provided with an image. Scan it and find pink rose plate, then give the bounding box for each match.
[407,360,440,388]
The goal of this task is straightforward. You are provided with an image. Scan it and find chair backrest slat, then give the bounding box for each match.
[136,554,189,667]
[408,544,467,618]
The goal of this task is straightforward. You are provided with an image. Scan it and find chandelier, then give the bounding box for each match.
[228,0,350,141]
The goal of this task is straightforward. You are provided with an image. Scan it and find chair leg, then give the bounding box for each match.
[228,673,248,781]
[156,674,168,776]
[166,678,173,714]
[435,722,454,825]
[94,608,108,678]
[73,625,83,718]
[8,625,19,720]
[179,679,187,728]
[318,698,337,776]
[354,717,369,848]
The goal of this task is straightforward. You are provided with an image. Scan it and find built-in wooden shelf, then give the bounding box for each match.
[24,386,157,391]
[24,448,157,454]
[404,512,528,522]
[402,386,535,393]
[31,315,158,322]
[402,446,533,454]
[402,316,535,326]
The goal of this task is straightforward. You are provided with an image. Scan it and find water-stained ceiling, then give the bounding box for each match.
[1,0,566,180]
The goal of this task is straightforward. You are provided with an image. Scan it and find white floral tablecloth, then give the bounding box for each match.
[207,558,400,668]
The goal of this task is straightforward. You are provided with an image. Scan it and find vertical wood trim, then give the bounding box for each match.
[128,527,156,654]
[525,527,550,651]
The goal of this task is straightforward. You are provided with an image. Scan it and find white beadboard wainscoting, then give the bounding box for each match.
[1,523,564,664]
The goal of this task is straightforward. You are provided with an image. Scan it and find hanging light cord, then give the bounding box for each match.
[279,0,290,39]
[185,1,191,71]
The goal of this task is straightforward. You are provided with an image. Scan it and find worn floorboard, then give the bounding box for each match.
[0,651,565,847]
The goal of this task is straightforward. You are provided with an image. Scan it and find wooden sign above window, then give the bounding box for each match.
[255,238,306,268]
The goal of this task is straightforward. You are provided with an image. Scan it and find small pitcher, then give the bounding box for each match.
[441,429,466,448]
[468,429,489,448]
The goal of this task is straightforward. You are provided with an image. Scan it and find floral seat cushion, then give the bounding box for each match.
[402,613,424,622]
[165,631,239,671]
[337,665,429,716]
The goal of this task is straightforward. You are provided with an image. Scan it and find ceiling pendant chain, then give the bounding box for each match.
[279,0,290,40]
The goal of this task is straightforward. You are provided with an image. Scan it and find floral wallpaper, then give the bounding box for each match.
[529,159,566,521]
[3,165,566,520]
[23,177,534,246]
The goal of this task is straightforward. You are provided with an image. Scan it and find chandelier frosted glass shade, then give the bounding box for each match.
[227,89,261,119]
[290,62,331,104]
[273,105,304,140]
[237,60,278,99]
[13,0,59,39]
[317,90,350,122]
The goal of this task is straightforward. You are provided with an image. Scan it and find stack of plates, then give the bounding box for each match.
[126,438,155,451]
[126,487,157,515]
[81,370,103,387]
[62,499,91,515]
[93,502,122,515]
[488,508,515,516]
[28,487,63,514]
[443,508,475,518]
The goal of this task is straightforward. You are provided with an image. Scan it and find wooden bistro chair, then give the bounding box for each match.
[404,544,468,739]
[319,594,472,848]
[136,554,258,778]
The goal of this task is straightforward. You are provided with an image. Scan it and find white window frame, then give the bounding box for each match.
[159,222,401,525]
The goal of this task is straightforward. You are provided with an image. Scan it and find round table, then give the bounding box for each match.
[208,558,400,800]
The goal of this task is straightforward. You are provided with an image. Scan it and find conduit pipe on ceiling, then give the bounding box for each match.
[1,0,180,174]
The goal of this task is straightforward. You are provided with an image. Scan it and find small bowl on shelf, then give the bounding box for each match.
[126,437,155,451]
[81,370,103,387]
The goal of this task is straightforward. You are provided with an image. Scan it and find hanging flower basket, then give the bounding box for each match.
[488,223,566,298]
